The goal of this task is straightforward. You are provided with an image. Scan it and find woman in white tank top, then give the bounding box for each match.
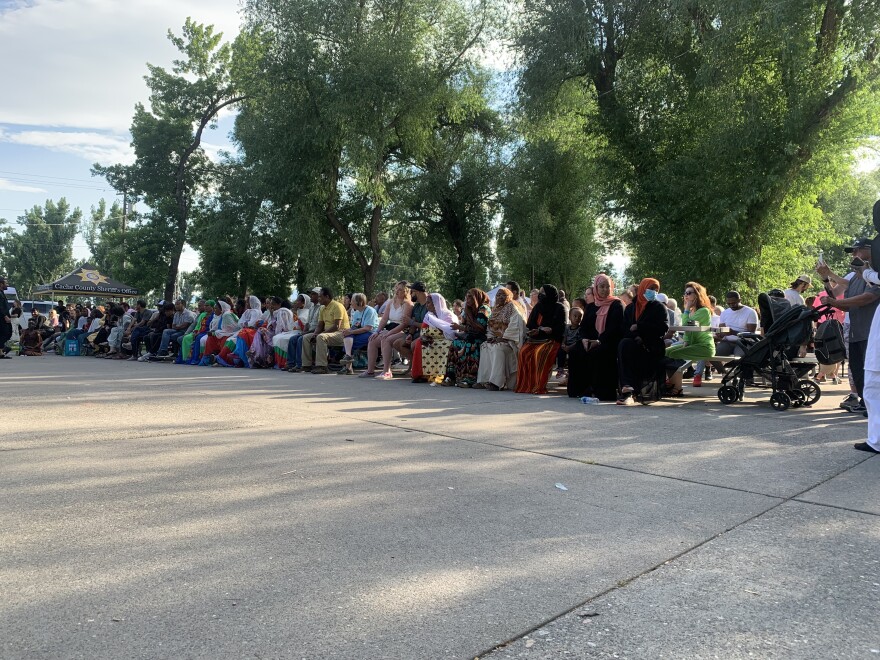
[362,281,413,377]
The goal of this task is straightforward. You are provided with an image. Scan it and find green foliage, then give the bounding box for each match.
[500,139,604,295]
[0,199,81,296]
[517,0,880,298]
[817,165,880,271]
[235,0,501,294]
[190,163,298,299]
[83,200,126,276]
[94,19,243,301]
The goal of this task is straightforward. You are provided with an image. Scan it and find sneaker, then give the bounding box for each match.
[127,356,138,361]
[840,393,860,410]
[692,374,702,387]
[849,403,867,414]
[339,354,353,365]
[311,367,329,375]
[122,343,132,350]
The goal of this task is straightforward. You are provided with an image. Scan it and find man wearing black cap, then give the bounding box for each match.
[820,237,880,414]
[0,275,12,358]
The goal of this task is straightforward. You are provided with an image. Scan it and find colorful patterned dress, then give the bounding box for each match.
[446,303,490,385]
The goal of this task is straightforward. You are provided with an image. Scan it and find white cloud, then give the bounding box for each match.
[1,129,134,165]
[0,178,47,193]
[0,0,241,132]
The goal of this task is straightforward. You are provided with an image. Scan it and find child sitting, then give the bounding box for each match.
[555,307,583,384]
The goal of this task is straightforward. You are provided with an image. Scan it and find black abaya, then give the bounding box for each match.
[567,301,625,400]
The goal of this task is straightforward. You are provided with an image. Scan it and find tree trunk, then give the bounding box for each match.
[441,204,477,296]
[164,216,187,301]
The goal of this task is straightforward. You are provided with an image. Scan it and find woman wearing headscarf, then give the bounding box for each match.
[198,300,238,365]
[515,284,567,394]
[181,300,214,364]
[411,293,459,384]
[616,278,669,404]
[245,297,281,368]
[475,287,527,391]
[216,295,264,367]
[567,274,625,400]
[443,288,491,388]
[269,303,299,368]
[272,294,308,369]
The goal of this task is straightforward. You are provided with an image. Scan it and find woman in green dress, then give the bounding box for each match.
[664,281,715,396]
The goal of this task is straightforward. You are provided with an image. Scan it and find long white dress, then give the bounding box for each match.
[477,309,526,390]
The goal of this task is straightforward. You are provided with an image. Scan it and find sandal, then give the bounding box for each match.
[662,386,684,398]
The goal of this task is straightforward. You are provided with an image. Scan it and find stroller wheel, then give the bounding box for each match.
[770,391,791,411]
[789,389,806,408]
[718,385,738,405]
[798,379,822,407]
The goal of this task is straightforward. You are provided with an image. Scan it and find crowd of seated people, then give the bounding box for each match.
[11,273,845,406]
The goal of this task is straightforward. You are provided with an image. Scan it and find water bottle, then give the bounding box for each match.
[580,396,600,405]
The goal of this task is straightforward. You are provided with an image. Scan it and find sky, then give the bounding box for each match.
[0,0,242,273]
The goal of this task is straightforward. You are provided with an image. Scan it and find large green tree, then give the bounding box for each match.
[83,198,176,300]
[236,0,499,295]
[190,163,297,298]
[0,199,81,296]
[517,0,880,296]
[95,19,245,301]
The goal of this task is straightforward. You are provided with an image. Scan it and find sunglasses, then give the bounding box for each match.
[684,290,695,295]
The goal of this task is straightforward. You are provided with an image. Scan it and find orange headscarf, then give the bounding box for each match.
[635,278,660,320]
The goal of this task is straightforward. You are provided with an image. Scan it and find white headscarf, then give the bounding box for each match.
[210,301,237,336]
[274,307,295,334]
[236,296,263,329]
[424,293,459,340]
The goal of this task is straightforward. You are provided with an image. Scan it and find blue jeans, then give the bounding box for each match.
[158,329,186,354]
[129,326,150,355]
[288,334,304,368]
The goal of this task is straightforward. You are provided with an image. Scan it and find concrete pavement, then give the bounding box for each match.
[1,356,875,659]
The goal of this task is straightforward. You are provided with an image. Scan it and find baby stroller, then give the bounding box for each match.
[717,292,826,411]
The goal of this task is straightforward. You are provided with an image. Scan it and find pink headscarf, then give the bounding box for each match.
[592,274,619,334]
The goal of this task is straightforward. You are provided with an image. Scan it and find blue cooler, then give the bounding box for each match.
[64,339,81,356]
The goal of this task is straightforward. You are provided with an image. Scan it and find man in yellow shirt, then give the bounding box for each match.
[302,287,350,374]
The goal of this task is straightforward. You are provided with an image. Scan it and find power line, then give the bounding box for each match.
[0,176,110,191]
[0,169,106,184]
